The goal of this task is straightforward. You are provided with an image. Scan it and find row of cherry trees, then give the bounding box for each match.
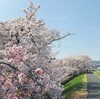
[0,1,92,99]
[50,55,92,82]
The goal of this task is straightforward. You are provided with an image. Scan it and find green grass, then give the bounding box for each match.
[62,74,87,99]
[93,70,100,77]
[94,70,100,74]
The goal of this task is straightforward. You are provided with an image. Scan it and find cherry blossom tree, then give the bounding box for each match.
[64,55,92,75]
[50,55,92,83]
[0,1,70,99]
[50,59,72,82]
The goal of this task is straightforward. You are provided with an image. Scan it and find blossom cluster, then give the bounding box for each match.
[6,46,27,66]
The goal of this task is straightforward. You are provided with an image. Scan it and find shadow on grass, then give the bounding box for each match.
[62,82,86,96]
[61,73,85,85]
[62,74,87,99]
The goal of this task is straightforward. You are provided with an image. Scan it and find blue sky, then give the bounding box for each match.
[0,0,100,60]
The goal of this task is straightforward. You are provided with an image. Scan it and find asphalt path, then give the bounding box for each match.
[86,74,100,99]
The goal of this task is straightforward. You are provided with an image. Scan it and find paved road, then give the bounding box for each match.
[86,74,100,99]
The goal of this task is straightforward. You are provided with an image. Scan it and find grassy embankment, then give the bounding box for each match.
[93,70,100,78]
[62,74,87,99]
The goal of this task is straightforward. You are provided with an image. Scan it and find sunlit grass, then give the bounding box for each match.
[95,70,100,74]
[93,70,100,77]
[62,74,87,99]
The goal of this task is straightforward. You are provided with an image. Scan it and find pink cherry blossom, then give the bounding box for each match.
[18,72,27,84]
[6,46,27,66]
[34,68,43,75]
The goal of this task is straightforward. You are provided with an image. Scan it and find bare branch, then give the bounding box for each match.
[44,32,71,46]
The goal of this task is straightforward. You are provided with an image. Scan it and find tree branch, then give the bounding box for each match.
[0,61,19,71]
[51,33,70,42]
[44,33,71,46]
